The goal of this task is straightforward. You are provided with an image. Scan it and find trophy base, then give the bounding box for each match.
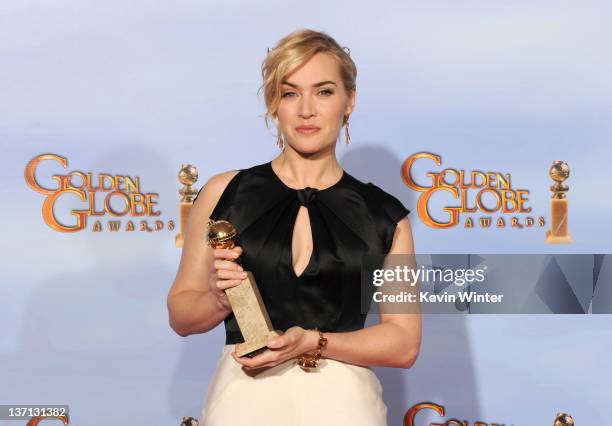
[546,230,573,244]
[237,330,283,358]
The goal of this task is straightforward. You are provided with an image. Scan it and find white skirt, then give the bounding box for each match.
[200,344,388,426]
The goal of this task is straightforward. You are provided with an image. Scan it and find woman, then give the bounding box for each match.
[167,28,421,426]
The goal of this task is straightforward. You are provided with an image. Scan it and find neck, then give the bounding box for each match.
[272,146,343,190]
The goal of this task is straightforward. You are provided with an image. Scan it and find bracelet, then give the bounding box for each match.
[297,328,327,371]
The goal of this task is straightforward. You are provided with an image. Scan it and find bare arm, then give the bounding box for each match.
[167,170,243,337]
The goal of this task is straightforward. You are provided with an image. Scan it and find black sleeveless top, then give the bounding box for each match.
[196,161,410,344]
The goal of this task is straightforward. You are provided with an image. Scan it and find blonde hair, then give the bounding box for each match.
[259,29,357,135]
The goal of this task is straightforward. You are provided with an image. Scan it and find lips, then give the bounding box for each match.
[296,126,321,135]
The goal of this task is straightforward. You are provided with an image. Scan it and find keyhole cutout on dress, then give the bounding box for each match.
[291,205,313,278]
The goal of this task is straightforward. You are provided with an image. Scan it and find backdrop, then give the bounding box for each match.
[2,1,610,424]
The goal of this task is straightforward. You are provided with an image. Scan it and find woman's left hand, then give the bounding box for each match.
[231,326,317,370]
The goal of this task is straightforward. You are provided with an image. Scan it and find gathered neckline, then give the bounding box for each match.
[267,161,346,193]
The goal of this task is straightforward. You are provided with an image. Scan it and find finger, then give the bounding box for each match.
[232,349,279,368]
[267,336,285,348]
[217,269,248,281]
[214,248,241,260]
[213,259,244,271]
[254,361,283,369]
[215,279,243,291]
[243,359,283,370]
[245,352,282,369]
[231,351,250,366]
[267,330,296,348]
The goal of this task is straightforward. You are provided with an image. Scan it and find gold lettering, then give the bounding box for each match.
[26,415,69,425]
[418,186,460,228]
[125,175,140,193]
[105,192,130,216]
[42,189,88,232]
[511,217,523,228]
[476,189,501,213]
[108,221,121,231]
[401,152,442,191]
[24,154,68,195]
[146,193,160,216]
[403,402,445,426]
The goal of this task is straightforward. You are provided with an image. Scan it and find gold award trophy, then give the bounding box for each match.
[175,164,199,248]
[206,219,281,357]
[546,160,573,244]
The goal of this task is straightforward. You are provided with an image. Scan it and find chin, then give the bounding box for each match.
[289,136,333,154]
[291,143,328,155]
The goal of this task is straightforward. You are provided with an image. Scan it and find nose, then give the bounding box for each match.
[298,94,316,118]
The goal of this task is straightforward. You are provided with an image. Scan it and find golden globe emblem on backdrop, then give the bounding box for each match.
[175,164,199,247]
[206,219,282,357]
[546,160,573,244]
[553,412,574,426]
[179,416,199,426]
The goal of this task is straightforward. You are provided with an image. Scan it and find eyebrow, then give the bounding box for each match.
[282,80,337,88]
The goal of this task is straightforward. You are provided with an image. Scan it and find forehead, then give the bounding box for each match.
[284,52,340,85]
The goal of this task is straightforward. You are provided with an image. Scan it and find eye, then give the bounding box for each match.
[282,91,296,98]
[319,88,334,96]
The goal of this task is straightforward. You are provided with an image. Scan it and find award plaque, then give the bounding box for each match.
[206,219,281,358]
[175,164,199,248]
[545,160,573,244]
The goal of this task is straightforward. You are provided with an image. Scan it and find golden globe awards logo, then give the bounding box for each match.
[401,152,545,229]
[404,402,501,425]
[24,153,175,233]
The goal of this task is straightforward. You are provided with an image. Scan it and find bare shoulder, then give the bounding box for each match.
[389,216,415,254]
[396,215,412,232]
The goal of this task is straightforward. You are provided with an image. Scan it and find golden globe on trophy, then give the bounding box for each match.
[175,164,199,248]
[206,219,282,358]
[546,160,573,244]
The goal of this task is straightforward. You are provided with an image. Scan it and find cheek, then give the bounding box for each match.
[276,103,292,119]
[276,110,289,125]
[321,102,346,122]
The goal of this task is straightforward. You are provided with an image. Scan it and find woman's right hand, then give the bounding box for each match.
[209,246,248,311]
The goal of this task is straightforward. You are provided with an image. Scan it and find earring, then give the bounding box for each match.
[277,132,285,150]
[344,120,351,146]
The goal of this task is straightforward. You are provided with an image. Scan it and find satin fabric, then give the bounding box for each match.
[200,344,388,426]
[197,161,410,344]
